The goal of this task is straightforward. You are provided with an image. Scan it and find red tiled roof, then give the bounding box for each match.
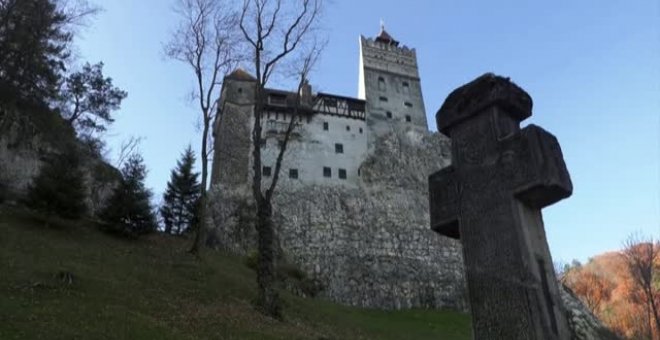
[375,28,399,46]
[226,68,256,81]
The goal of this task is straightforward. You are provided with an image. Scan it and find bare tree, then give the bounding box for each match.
[622,233,660,337]
[114,136,143,168]
[165,0,238,255]
[238,0,323,318]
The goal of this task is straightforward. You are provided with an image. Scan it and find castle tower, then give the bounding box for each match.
[359,24,429,138]
[210,68,257,186]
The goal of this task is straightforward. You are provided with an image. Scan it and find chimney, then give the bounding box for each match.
[299,79,312,106]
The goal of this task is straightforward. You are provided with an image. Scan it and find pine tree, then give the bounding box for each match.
[0,0,73,102]
[160,146,201,235]
[101,153,156,236]
[27,147,87,219]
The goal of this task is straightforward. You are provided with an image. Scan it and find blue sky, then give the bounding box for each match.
[77,0,659,264]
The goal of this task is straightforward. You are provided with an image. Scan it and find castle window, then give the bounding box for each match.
[323,122,328,130]
[405,115,411,122]
[404,101,413,108]
[379,96,388,102]
[359,127,363,134]
[402,82,409,94]
[338,169,347,180]
[289,169,298,179]
[238,87,243,93]
[378,77,386,91]
[346,125,350,131]
[262,166,272,177]
[335,143,343,154]
[386,111,392,119]
[323,167,331,178]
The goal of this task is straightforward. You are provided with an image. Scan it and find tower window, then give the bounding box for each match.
[289,169,298,179]
[338,169,347,179]
[359,127,363,134]
[404,101,413,108]
[405,115,411,122]
[346,125,350,131]
[323,122,329,130]
[402,82,409,94]
[263,166,272,177]
[379,96,388,102]
[323,167,331,178]
[386,111,392,119]
[335,143,344,154]
[238,87,243,93]
[378,77,386,91]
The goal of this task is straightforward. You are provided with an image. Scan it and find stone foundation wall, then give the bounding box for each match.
[209,127,468,310]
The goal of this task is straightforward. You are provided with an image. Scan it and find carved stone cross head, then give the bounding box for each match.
[429,73,573,339]
[430,73,572,239]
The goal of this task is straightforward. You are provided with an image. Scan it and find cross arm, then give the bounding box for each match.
[514,125,573,209]
[428,165,461,239]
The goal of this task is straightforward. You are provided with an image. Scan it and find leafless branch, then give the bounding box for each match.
[165,0,240,255]
[114,136,143,168]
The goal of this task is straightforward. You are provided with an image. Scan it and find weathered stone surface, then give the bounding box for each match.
[560,285,621,340]
[209,126,467,310]
[430,73,572,339]
[0,103,120,213]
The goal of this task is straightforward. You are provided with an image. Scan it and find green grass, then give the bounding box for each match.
[0,207,471,339]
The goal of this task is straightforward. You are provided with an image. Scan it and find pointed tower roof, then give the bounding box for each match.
[226,68,256,81]
[374,21,399,46]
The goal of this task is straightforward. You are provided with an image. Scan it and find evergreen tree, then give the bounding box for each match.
[101,153,156,236]
[59,62,128,134]
[160,146,201,235]
[0,0,72,102]
[27,147,87,219]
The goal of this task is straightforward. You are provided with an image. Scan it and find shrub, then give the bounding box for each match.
[26,148,87,219]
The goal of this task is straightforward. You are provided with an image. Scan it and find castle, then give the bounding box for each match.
[209,27,467,310]
[211,26,429,188]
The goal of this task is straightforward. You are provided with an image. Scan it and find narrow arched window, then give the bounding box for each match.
[378,76,386,91]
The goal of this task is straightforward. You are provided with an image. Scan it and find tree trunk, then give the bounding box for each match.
[189,117,210,255]
[647,287,660,338]
[255,197,281,319]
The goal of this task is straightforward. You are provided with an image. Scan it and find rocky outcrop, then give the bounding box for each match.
[0,102,120,214]
[209,127,468,310]
[561,285,621,340]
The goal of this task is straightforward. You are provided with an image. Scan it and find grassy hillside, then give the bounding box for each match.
[0,207,471,339]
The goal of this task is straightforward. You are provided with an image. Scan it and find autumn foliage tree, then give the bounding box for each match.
[565,267,615,314]
[622,234,660,338]
[565,235,660,339]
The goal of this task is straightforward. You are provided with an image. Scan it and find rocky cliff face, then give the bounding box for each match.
[0,103,120,213]
[209,126,468,310]
[561,285,621,340]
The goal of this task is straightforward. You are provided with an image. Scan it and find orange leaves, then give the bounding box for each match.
[565,239,660,339]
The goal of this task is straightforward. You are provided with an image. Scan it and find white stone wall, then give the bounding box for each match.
[260,112,367,188]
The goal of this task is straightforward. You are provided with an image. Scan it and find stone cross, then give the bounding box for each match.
[429,74,573,339]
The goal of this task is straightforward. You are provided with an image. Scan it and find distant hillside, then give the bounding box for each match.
[0,207,471,339]
[563,249,657,339]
